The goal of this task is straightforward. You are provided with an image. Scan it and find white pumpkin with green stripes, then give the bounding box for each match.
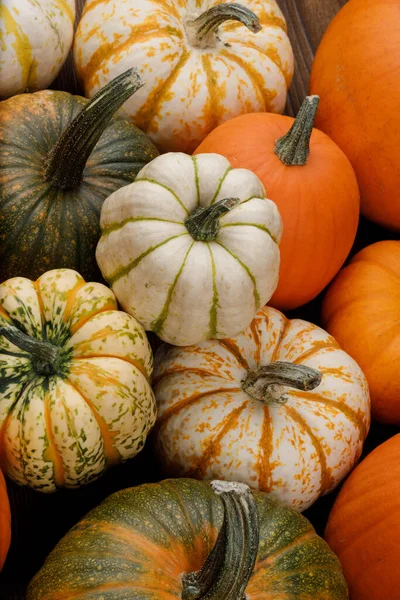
[96,152,283,346]
[0,269,156,492]
[0,0,75,98]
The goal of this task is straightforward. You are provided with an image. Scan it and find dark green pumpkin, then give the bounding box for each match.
[28,478,348,600]
[0,69,159,282]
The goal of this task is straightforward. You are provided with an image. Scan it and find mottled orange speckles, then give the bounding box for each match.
[320,366,355,384]
[218,339,250,370]
[201,54,228,134]
[256,405,273,491]
[153,366,218,387]
[62,280,87,324]
[292,339,340,364]
[270,315,290,362]
[284,404,335,495]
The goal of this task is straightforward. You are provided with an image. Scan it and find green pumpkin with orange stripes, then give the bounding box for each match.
[96,152,283,346]
[0,268,156,492]
[0,69,158,283]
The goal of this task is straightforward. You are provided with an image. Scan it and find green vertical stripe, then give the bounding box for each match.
[191,156,200,206]
[215,241,261,309]
[210,166,232,206]
[207,243,219,338]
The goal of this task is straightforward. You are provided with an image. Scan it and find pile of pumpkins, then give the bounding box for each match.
[0,0,400,599]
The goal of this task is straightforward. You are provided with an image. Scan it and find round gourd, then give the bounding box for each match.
[96,152,282,347]
[194,96,360,310]
[0,0,75,98]
[325,434,400,600]
[0,469,11,571]
[0,268,156,492]
[322,240,400,425]
[28,478,348,599]
[0,69,159,283]
[73,0,294,153]
[152,305,370,511]
[309,0,400,230]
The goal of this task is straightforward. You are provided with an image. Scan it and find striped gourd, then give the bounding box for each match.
[0,269,156,492]
[152,306,371,511]
[96,152,283,346]
[73,0,294,153]
[0,0,75,98]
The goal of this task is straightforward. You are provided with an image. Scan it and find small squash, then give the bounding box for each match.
[152,306,370,511]
[28,478,348,599]
[0,469,11,571]
[194,96,360,310]
[0,69,159,283]
[309,0,400,230]
[0,0,75,98]
[0,268,156,492]
[96,152,282,346]
[322,240,400,425]
[325,433,400,600]
[73,0,294,153]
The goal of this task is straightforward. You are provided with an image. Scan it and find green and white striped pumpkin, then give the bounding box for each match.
[0,268,156,492]
[96,152,283,346]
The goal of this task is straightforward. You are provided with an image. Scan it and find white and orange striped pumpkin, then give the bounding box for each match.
[153,306,371,511]
[0,0,75,99]
[73,0,294,153]
[0,269,156,492]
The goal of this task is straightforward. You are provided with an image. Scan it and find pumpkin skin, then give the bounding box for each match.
[325,434,400,600]
[152,306,370,511]
[309,0,400,230]
[96,152,282,347]
[28,478,348,600]
[322,240,400,425]
[194,99,360,310]
[0,268,156,492]
[0,73,159,283]
[73,0,294,153]
[0,469,11,571]
[0,0,75,99]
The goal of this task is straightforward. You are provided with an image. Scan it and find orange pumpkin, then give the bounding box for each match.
[325,433,400,600]
[0,469,11,571]
[322,240,400,425]
[309,0,400,230]
[194,96,359,310]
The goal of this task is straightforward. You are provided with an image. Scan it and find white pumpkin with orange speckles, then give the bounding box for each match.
[0,269,156,492]
[152,305,371,511]
[73,0,294,153]
[0,0,75,99]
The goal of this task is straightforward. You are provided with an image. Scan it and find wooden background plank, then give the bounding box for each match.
[1,1,350,598]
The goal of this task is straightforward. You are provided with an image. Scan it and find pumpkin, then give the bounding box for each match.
[194,96,360,310]
[28,478,349,599]
[322,240,400,425]
[0,68,159,283]
[152,305,370,511]
[96,152,282,347]
[325,433,400,600]
[0,469,11,571]
[73,0,294,153]
[0,268,156,492]
[309,0,400,230]
[0,0,75,99]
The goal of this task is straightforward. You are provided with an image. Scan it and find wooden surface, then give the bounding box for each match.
[4,0,394,598]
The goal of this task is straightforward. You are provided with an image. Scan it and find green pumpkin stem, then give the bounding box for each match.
[44,68,144,190]
[185,197,240,241]
[0,325,62,376]
[182,480,259,600]
[186,3,261,49]
[274,95,320,166]
[243,361,322,404]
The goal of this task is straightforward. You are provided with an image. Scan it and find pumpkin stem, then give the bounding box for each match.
[186,3,261,49]
[274,95,320,166]
[185,197,240,242]
[44,68,145,190]
[0,325,63,377]
[181,480,259,600]
[242,361,322,404]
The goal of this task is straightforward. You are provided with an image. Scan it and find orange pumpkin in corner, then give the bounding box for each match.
[0,469,11,571]
[194,96,360,310]
[325,434,400,600]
